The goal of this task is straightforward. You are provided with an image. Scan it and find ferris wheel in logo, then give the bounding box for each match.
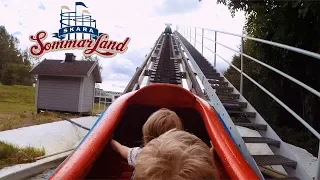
[53,2,103,40]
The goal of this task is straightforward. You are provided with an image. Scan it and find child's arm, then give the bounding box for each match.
[110,139,129,159]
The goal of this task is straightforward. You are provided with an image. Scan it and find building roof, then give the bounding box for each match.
[30,59,102,83]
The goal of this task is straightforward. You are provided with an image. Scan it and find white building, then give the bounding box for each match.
[94,88,122,105]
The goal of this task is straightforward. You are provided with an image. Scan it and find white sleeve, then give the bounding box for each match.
[127,147,143,166]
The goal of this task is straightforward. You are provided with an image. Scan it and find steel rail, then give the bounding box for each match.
[202,44,320,140]
[123,34,161,93]
[194,26,320,60]
[199,37,320,99]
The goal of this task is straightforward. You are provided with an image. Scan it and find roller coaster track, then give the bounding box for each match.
[123,27,320,180]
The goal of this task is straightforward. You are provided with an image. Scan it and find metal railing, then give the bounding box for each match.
[178,25,320,180]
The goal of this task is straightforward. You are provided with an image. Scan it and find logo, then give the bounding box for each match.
[29,2,130,58]
[54,2,101,40]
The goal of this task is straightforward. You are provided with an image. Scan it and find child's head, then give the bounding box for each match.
[134,129,218,180]
[142,108,183,145]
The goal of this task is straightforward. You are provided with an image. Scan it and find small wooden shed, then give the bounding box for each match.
[30,53,102,114]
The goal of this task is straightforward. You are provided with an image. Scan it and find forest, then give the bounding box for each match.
[0,26,35,86]
[0,25,102,86]
[219,0,320,155]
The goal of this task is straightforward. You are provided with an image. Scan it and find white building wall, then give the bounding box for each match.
[95,88,122,104]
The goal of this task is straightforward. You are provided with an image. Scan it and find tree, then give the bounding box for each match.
[0,26,34,86]
[82,55,103,73]
[22,48,40,66]
[219,0,320,155]
[81,55,93,61]
[1,63,18,85]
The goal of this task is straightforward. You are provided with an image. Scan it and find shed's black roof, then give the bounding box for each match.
[30,59,102,83]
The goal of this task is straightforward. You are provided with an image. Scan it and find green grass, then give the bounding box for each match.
[0,84,80,131]
[0,102,35,114]
[0,85,80,168]
[0,141,45,169]
[0,84,36,113]
[0,111,79,131]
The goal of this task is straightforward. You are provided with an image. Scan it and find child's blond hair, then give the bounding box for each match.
[134,129,218,180]
[142,108,183,145]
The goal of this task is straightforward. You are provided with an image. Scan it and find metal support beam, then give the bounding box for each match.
[214,31,217,68]
[194,27,197,47]
[189,26,192,42]
[175,34,205,99]
[186,27,188,40]
[201,29,204,55]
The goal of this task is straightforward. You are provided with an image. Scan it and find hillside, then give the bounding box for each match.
[0,84,36,114]
[0,84,80,131]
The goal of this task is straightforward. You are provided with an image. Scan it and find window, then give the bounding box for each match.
[106,98,112,102]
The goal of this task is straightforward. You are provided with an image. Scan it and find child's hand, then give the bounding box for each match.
[110,139,129,159]
[209,141,214,155]
[110,139,118,151]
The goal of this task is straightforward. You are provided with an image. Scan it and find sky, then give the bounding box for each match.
[0,0,246,92]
